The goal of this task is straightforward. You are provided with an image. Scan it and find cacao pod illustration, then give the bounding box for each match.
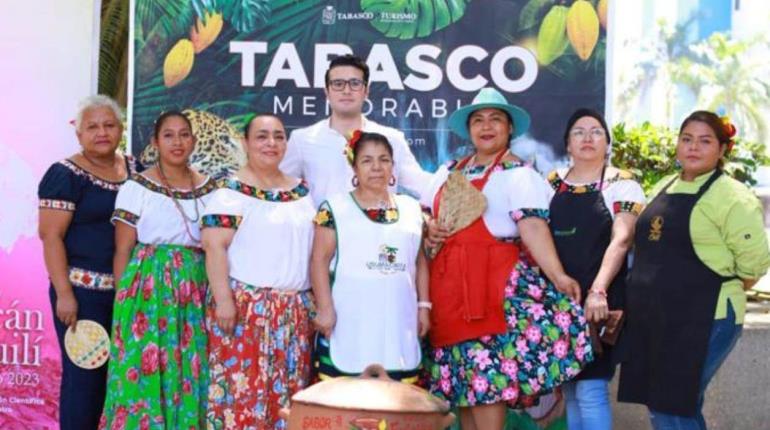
[163,39,195,88]
[190,11,223,54]
[598,0,608,29]
[567,0,600,61]
[537,5,569,66]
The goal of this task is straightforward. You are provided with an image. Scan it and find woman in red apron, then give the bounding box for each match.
[548,109,644,430]
[618,111,770,429]
[422,88,593,430]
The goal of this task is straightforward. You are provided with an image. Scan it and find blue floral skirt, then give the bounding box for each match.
[423,258,593,408]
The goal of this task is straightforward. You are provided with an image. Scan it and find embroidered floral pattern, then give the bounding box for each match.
[547,170,636,194]
[313,208,335,229]
[200,214,242,229]
[511,208,550,222]
[39,198,76,211]
[220,178,309,202]
[60,158,136,191]
[111,209,139,226]
[448,159,527,178]
[132,174,216,199]
[206,279,314,430]
[613,201,644,216]
[69,267,115,290]
[423,256,592,408]
[363,207,399,224]
[99,244,208,430]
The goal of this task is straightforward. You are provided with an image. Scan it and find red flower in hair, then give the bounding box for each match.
[720,116,737,152]
[343,129,363,166]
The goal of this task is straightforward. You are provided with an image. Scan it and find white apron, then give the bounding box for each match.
[326,193,423,373]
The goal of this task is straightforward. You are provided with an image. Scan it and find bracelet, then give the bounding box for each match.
[589,289,607,297]
[417,301,433,310]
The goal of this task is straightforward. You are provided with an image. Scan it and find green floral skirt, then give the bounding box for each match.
[100,243,209,430]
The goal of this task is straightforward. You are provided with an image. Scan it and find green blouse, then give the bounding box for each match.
[647,170,770,324]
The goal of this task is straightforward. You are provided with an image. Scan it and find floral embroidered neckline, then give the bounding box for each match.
[448,158,526,176]
[133,174,216,199]
[60,157,136,191]
[547,170,634,194]
[349,193,399,224]
[222,178,309,202]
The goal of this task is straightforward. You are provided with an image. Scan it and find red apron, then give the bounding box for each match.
[429,151,519,347]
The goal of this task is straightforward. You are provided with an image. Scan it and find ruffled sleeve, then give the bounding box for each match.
[508,166,551,222]
[38,162,80,211]
[201,187,243,229]
[313,201,336,229]
[111,179,144,226]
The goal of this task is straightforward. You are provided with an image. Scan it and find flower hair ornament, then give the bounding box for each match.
[720,115,737,153]
[343,129,363,166]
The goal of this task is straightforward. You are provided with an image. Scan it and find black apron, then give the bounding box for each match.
[618,170,731,416]
[549,168,626,380]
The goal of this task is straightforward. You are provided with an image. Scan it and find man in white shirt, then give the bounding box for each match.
[281,54,431,206]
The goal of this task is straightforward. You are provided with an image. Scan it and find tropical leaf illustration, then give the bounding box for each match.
[221,0,272,33]
[518,0,554,32]
[361,0,471,39]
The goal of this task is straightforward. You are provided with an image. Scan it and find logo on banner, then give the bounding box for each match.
[366,244,406,274]
[321,6,336,25]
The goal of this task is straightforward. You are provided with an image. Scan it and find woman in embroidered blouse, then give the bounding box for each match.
[422,88,592,430]
[618,111,770,429]
[201,114,316,430]
[38,95,137,430]
[547,108,645,430]
[311,131,430,383]
[100,111,216,429]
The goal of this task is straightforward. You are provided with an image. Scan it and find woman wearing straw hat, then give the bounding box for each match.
[422,88,592,429]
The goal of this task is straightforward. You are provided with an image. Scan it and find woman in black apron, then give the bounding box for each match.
[618,111,770,429]
[548,109,645,430]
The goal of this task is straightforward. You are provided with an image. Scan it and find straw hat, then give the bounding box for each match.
[448,87,531,140]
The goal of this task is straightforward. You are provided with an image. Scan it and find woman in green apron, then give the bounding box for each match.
[618,111,770,429]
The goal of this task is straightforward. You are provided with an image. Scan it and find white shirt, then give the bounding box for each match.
[421,161,552,239]
[112,175,216,246]
[201,178,315,291]
[281,117,431,206]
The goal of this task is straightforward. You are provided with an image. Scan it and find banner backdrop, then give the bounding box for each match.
[129,0,607,174]
[0,2,100,429]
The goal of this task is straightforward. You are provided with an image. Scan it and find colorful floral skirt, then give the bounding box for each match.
[206,279,315,430]
[423,258,593,408]
[99,243,209,430]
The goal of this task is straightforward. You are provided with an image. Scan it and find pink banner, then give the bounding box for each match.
[0,1,99,428]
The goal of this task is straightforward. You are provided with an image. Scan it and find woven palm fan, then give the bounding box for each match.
[430,170,487,257]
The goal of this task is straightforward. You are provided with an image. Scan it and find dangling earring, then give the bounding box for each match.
[388,175,396,186]
[675,159,682,169]
[351,175,359,187]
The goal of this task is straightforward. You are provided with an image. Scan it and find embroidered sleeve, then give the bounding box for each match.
[201,214,242,229]
[113,179,144,223]
[613,201,644,216]
[511,208,550,222]
[111,209,140,226]
[38,162,79,212]
[314,205,336,229]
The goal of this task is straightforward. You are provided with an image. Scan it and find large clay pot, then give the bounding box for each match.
[280,364,455,430]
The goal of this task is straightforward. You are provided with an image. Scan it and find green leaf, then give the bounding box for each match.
[503,342,516,358]
[493,374,507,389]
[518,0,554,32]
[361,0,471,40]
[220,0,271,33]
